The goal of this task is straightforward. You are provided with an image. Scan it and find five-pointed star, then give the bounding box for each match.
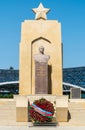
[32,3,50,20]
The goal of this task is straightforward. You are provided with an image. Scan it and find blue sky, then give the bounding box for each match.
[0,0,85,69]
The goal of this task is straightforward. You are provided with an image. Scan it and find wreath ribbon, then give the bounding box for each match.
[31,103,53,118]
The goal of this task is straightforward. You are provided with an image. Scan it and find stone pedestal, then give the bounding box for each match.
[14,95,28,122]
[56,96,68,122]
[14,95,68,123]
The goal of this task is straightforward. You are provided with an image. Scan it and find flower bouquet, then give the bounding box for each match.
[28,98,54,123]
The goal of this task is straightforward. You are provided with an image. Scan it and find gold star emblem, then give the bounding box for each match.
[32,3,50,20]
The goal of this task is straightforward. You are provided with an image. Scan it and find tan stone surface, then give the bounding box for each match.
[16,107,28,122]
[19,20,62,95]
[0,99,14,103]
[14,95,28,107]
[27,94,56,104]
[14,95,28,122]
[56,108,68,122]
[56,95,68,122]
[56,95,68,107]
[0,96,68,123]
[0,99,16,124]
[32,3,50,20]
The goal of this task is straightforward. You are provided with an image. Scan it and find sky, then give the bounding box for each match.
[0,0,85,69]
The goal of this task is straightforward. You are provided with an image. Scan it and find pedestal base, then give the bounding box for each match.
[14,95,68,123]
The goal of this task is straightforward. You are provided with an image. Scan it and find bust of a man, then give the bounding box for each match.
[34,46,50,63]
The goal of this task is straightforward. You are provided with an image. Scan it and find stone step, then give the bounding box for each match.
[69,109,85,111]
[69,119,85,123]
[69,115,85,118]
[70,112,85,116]
[69,102,85,106]
[62,100,85,125]
[68,101,85,122]
[69,112,85,115]
[0,118,16,121]
[68,109,85,121]
[0,106,16,109]
[69,115,85,119]
[69,106,85,108]
[69,105,85,108]
[0,112,16,116]
[0,100,15,104]
[0,102,16,104]
[0,100,16,123]
[69,109,85,113]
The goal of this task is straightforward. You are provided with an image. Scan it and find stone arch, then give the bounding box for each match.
[32,37,51,44]
[31,37,52,94]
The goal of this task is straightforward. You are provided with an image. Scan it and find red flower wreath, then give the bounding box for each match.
[29,98,54,123]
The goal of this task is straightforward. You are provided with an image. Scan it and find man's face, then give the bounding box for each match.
[39,47,44,53]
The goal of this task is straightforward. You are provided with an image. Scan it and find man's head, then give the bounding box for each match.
[39,46,44,54]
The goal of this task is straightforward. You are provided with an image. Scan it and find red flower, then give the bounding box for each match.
[28,98,54,123]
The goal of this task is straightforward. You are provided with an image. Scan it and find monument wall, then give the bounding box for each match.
[19,20,62,95]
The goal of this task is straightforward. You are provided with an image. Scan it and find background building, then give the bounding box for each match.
[0,67,85,97]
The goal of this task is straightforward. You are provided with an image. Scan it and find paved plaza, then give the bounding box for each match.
[0,126,85,130]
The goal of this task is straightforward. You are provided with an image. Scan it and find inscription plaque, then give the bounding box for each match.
[35,61,48,94]
[34,46,50,94]
[70,88,81,99]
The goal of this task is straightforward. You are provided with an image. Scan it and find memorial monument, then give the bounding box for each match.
[19,3,63,95]
[15,3,68,123]
[1,3,85,126]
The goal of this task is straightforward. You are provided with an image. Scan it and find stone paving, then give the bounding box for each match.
[0,126,85,130]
